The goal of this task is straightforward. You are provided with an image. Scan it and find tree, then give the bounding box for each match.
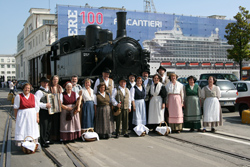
[224,6,250,80]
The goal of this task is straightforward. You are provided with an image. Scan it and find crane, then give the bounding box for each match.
[144,0,157,13]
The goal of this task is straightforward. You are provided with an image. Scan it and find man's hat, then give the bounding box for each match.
[157,66,166,73]
[142,69,150,75]
[118,76,127,83]
[39,77,49,83]
[128,72,137,78]
[102,67,111,73]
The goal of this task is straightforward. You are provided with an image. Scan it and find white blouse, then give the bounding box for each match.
[165,81,184,103]
[14,93,40,113]
[130,85,144,101]
[82,87,94,102]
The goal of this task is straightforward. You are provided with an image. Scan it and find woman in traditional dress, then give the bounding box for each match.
[94,82,114,139]
[81,78,95,132]
[148,74,167,130]
[130,77,146,126]
[184,76,202,132]
[49,75,63,141]
[14,83,40,146]
[166,73,184,133]
[201,76,222,132]
[60,82,81,142]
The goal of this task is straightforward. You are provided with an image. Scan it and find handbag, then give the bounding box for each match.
[156,121,171,136]
[21,136,39,154]
[66,111,72,121]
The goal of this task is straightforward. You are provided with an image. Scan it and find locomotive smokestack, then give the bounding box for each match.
[116,12,127,38]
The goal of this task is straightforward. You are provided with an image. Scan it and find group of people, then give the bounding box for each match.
[13,66,223,148]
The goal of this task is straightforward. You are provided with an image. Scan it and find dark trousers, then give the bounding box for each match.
[116,109,129,135]
[9,89,16,95]
[39,109,52,145]
[128,103,134,130]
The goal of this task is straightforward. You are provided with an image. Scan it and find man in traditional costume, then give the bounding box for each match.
[142,69,153,125]
[35,77,52,147]
[112,76,131,138]
[94,67,114,96]
[126,72,137,130]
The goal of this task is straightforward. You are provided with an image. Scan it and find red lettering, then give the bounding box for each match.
[80,11,85,24]
[88,12,95,24]
[96,12,103,25]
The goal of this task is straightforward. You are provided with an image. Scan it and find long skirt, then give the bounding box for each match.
[15,108,39,141]
[60,104,81,141]
[81,101,95,130]
[203,97,222,127]
[132,99,146,125]
[168,94,183,131]
[184,96,202,129]
[95,105,114,135]
[148,96,164,124]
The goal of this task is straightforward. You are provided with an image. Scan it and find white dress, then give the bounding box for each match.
[14,93,40,141]
[148,82,165,124]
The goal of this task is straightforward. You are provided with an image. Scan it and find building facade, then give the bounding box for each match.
[15,8,57,82]
[0,54,16,82]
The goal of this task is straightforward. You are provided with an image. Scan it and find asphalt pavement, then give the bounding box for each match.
[0,88,250,167]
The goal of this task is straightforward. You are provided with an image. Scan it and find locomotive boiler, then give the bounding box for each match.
[49,11,150,84]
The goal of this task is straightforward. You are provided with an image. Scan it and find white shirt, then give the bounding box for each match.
[14,93,40,113]
[93,78,114,94]
[9,82,14,90]
[129,81,136,88]
[166,81,184,103]
[35,86,50,110]
[111,86,131,109]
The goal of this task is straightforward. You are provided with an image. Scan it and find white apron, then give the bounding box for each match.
[148,82,164,124]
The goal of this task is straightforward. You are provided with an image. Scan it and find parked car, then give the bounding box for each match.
[16,80,28,89]
[177,77,188,85]
[233,81,250,97]
[199,73,239,82]
[196,79,238,112]
[235,96,250,117]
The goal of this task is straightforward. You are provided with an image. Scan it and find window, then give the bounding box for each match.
[1,59,4,62]
[12,59,15,62]
[43,20,54,25]
[12,76,15,79]
[12,71,15,74]
[12,65,15,68]
[7,59,10,62]
[1,71,4,74]
[1,65,4,68]
[7,71,11,74]
[21,55,23,66]
[7,65,10,68]
[236,83,248,92]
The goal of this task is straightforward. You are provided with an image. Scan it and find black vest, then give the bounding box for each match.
[38,88,51,103]
[134,86,146,100]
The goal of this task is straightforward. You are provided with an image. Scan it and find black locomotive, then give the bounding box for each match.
[29,12,150,87]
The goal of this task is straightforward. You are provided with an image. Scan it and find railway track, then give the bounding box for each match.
[1,100,250,166]
[166,130,250,162]
[2,106,86,167]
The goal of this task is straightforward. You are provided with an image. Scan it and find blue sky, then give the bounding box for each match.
[0,0,249,55]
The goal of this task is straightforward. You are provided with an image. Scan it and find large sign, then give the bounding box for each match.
[57,5,234,47]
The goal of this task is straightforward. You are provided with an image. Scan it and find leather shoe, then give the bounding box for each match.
[46,141,54,145]
[123,134,130,138]
[115,134,119,139]
[42,143,50,148]
[211,128,216,133]
[202,129,206,133]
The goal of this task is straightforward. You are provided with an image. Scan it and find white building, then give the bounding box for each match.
[0,54,16,82]
[15,8,57,85]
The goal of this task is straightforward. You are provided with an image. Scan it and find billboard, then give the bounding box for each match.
[57,5,234,47]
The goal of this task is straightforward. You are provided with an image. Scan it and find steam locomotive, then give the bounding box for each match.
[29,12,150,88]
